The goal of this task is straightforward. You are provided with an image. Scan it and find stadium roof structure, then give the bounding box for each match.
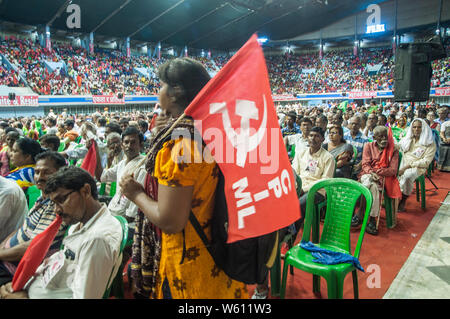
[0,0,391,50]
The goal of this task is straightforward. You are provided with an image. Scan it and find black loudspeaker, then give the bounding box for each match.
[394,42,447,102]
[8,92,16,101]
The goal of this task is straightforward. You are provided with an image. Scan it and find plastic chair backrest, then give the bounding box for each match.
[391,127,403,142]
[352,145,358,162]
[292,168,302,197]
[301,178,373,258]
[26,185,41,210]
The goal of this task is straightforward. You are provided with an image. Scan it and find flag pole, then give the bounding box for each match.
[376,177,386,230]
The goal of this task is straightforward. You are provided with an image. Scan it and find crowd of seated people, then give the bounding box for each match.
[0,91,447,299]
[1,36,448,97]
[0,64,23,87]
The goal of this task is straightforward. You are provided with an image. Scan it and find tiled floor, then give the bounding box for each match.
[383,192,450,299]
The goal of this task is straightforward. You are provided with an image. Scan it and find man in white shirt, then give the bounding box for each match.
[0,176,28,243]
[0,166,123,299]
[96,127,146,231]
[292,126,335,230]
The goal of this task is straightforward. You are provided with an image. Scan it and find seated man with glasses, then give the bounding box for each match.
[0,166,123,299]
[0,151,68,287]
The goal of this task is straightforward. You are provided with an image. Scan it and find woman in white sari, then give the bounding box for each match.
[397,118,436,212]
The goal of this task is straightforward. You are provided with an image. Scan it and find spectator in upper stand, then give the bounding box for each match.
[291,126,335,232]
[364,112,378,141]
[353,126,399,235]
[0,151,68,286]
[397,118,436,212]
[344,116,369,179]
[281,111,300,137]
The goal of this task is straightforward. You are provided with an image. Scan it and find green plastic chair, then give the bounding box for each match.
[280,178,373,299]
[391,127,404,142]
[269,169,302,297]
[103,215,129,299]
[414,160,435,210]
[26,185,41,210]
[316,158,337,220]
[383,151,402,228]
[99,182,117,197]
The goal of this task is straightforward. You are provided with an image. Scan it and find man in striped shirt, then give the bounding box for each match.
[0,151,68,286]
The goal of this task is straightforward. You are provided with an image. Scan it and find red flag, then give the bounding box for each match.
[376,127,402,199]
[12,215,63,291]
[80,141,97,177]
[184,34,301,243]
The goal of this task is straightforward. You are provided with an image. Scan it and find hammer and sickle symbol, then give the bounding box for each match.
[210,95,268,167]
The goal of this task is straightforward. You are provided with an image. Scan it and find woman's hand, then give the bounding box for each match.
[119,173,145,202]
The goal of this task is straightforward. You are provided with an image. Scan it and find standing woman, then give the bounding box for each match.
[5,137,42,190]
[120,58,247,299]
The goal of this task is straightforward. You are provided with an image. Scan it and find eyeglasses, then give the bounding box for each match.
[53,189,77,205]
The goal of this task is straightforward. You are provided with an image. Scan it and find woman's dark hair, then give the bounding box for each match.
[35,151,67,169]
[44,166,98,200]
[329,125,346,143]
[122,126,144,143]
[15,137,43,163]
[158,57,211,109]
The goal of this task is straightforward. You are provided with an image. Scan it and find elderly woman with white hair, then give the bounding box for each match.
[397,118,436,212]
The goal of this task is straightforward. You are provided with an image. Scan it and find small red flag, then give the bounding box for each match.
[184,34,300,243]
[12,215,63,291]
[80,141,97,177]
